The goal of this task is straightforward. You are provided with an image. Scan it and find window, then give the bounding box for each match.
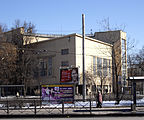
[108,59,111,76]
[97,57,102,76]
[109,85,111,93]
[97,85,102,91]
[122,39,126,63]
[33,67,39,78]
[61,49,69,55]
[92,85,96,92]
[39,59,47,76]
[122,39,126,66]
[103,85,108,93]
[103,58,108,77]
[93,56,96,75]
[61,61,69,67]
[121,39,127,86]
[48,57,52,76]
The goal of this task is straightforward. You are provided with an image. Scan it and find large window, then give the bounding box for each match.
[103,85,108,93]
[108,59,111,76]
[103,58,108,77]
[93,56,96,75]
[122,39,126,63]
[61,49,69,55]
[38,57,53,77]
[121,39,127,86]
[97,85,102,91]
[48,57,52,76]
[97,57,102,76]
[39,59,47,76]
[33,67,39,78]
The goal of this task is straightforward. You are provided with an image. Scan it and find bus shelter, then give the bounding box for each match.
[127,76,144,111]
[0,85,24,98]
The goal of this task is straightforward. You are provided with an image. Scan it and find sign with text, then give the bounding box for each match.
[42,84,74,104]
[60,67,78,84]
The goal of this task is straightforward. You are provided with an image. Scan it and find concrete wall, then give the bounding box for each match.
[31,34,113,93]
[75,34,113,93]
[31,34,76,85]
[93,30,127,93]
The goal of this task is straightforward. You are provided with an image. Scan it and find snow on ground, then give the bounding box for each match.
[41,98,144,108]
[0,96,144,108]
[102,97,144,107]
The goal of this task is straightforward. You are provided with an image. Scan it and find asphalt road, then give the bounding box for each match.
[1,117,144,120]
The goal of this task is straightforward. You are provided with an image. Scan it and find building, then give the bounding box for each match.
[0,28,127,95]
[128,64,144,94]
[28,33,113,94]
[92,31,127,93]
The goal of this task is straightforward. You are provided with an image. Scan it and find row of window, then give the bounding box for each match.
[61,48,69,67]
[97,85,112,93]
[36,49,112,78]
[61,57,112,77]
[34,57,52,77]
[34,48,70,77]
[121,39,127,86]
[91,85,112,93]
[93,56,111,77]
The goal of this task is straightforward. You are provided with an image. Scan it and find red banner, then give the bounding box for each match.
[60,69,72,82]
[60,68,78,83]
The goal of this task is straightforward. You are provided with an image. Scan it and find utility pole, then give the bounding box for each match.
[82,14,86,101]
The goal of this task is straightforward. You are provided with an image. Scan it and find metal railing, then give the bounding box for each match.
[0,95,144,116]
[0,99,96,115]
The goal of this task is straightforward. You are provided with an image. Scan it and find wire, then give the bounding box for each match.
[37,28,82,34]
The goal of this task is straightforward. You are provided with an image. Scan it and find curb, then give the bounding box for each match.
[1,112,144,118]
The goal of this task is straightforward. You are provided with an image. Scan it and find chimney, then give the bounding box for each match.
[27,27,32,33]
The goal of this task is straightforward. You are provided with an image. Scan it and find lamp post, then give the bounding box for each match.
[82,14,86,101]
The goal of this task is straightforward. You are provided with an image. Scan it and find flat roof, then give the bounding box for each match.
[30,33,113,47]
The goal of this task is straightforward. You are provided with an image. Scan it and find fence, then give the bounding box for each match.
[0,93,144,116]
[0,99,97,115]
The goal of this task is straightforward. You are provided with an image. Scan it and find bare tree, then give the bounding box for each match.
[128,46,144,76]
[96,17,126,32]
[11,19,36,33]
[0,23,7,33]
[0,20,38,96]
[127,46,144,94]
[80,63,111,99]
[0,43,17,85]
[10,20,37,96]
[135,46,144,74]
[85,70,97,95]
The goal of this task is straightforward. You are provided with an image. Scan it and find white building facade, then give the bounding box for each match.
[30,33,113,94]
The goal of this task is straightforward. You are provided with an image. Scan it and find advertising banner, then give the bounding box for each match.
[42,84,74,104]
[60,67,78,84]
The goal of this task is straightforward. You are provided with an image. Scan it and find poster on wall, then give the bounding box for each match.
[60,67,78,84]
[42,84,74,104]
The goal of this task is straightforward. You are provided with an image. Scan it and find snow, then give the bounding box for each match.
[41,98,144,108]
[0,97,144,108]
[129,76,144,80]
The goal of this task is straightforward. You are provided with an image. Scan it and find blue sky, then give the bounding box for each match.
[0,0,144,52]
